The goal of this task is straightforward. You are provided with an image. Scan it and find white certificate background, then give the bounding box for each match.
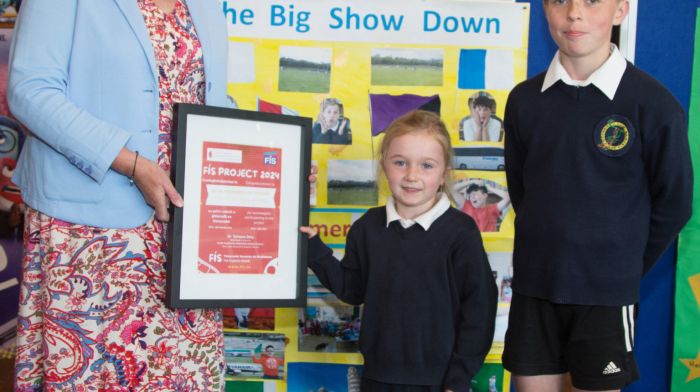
[178,114,303,300]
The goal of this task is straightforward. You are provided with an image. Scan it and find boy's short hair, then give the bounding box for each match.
[467,184,488,194]
[472,95,496,110]
[318,97,345,117]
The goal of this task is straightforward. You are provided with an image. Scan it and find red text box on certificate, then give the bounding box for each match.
[198,142,282,275]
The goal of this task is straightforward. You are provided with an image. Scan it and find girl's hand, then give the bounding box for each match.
[299,226,318,238]
[309,164,318,184]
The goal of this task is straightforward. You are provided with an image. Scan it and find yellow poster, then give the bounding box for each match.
[223,1,528,389]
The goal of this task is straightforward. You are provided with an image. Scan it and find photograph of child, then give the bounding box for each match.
[223,332,286,380]
[459,91,503,142]
[452,178,511,233]
[250,344,285,380]
[312,98,352,145]
[298,304,362,354]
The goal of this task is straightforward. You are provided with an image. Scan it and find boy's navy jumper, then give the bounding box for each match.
[504,62,693,306]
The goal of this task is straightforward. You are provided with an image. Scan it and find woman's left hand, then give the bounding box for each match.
[132,156,183,222]
[111,148,183,221]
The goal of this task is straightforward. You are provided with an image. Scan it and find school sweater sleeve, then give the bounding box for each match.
[443,226,498,391]
[641,94,693,274]
[307,227,365,305]
[503,87,525,212]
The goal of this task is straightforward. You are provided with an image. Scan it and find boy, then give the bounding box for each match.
[250,345,284,379]
[452,178,511,232]
[459,92,503,142]
[502,1,692,392]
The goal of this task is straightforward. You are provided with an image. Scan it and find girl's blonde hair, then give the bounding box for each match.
[378,110,454,198]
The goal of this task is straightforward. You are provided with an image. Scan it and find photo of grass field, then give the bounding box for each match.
[279,46,331,93]
[371,48,443,86]
[327,160,378,206]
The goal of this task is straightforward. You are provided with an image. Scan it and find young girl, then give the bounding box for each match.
[301,110,497,391]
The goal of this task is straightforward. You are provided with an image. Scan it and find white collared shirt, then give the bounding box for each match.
[385,193,451,230]
[541,44,628,100]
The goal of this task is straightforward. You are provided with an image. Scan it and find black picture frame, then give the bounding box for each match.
[166,104,311,308]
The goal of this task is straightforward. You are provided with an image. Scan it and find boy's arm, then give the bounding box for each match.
[307,227,365,305]
[443,227,498,391]
[485,184,511,211]
[642,103,693,274]
[451,179,471,207]
[503,92,525,212]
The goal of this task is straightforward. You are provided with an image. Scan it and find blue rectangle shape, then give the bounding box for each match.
[458,49,486,89]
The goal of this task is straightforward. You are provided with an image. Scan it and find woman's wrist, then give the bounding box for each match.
[111,148,139,176]
[129,151,140,186]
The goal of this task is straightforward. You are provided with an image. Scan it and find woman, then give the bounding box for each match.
[311,98,352,145]
[9,0,229,390]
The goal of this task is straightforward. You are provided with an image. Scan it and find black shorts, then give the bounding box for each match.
[360,378,441,392]
[502,293,640,391]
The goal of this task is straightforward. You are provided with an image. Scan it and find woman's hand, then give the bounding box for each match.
[112,148,183,222]
[133,157,183,221]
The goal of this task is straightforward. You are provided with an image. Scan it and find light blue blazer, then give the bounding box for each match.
[8,0,229,228]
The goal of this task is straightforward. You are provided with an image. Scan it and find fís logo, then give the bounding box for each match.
[208,251,222,263]
[263,152,278,165]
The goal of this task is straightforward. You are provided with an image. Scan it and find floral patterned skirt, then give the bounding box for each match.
[14,208,224,391]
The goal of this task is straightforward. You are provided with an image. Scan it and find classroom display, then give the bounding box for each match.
[222,0,529,389]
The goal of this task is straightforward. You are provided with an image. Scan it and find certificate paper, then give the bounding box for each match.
[167,105,311,308]
[198,142,282,275]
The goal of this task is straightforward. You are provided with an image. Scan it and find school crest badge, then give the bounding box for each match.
[593,115,635,157]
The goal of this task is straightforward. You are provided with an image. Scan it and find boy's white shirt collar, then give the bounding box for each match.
[386,193,450,230]
[541,44,627,100]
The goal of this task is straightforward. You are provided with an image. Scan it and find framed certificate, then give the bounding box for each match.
[166,104,312,308]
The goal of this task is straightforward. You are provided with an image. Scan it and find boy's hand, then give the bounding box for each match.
[478,117,490,140]
[300,226,318,238]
